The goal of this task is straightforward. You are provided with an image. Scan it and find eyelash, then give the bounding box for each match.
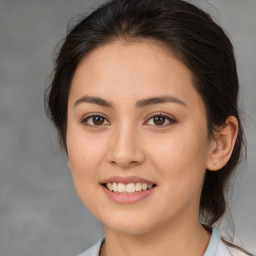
[80,112,177,128]
[145,112,177,126]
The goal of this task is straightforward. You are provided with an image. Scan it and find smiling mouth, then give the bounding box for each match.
[101,182,157,194]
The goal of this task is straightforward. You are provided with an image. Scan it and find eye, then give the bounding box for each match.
[145,113,176,127]
[81,114,110,127]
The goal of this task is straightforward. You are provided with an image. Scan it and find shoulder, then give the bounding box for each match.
[217,239,249,256]
[78,237,105,256]
[77,232,250,256]
[204,228,249,256]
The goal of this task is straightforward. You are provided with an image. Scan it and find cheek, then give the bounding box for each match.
[66,128,105,208]
[149,127,208,165]
[68,142,101,169]
[148,125,209,189]
[67,121,105,166]
[66,123,104,190]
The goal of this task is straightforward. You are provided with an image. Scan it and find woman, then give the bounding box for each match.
[46,0,253,255]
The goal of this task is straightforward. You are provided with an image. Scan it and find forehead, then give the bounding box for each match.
[75,39,188,81]
[69,40,202,110]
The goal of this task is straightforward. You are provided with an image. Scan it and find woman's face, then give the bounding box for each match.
[67,40,213,235]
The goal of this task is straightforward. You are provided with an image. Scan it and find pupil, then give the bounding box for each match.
[154,116,165,125]
[93,116,104,125]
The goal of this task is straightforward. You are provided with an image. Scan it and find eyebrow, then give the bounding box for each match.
[74,95,187,108]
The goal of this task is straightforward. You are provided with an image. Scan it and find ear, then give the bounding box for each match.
[206,116,239,171]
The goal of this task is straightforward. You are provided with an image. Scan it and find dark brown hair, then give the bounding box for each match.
[46,0,251,253]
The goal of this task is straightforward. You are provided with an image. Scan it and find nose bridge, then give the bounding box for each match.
[109,120,144,167]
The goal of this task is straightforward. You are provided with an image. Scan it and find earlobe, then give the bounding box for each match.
[207,116,238,171]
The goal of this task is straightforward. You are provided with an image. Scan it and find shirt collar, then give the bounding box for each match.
[203,227,220,256]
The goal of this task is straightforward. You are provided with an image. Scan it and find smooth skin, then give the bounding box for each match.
[66,40,238,256]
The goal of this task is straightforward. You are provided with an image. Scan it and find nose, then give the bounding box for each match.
[107,124,145,168]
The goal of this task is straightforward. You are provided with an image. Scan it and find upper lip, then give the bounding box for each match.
[101,176,156,185]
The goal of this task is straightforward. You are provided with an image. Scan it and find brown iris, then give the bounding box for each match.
[153,116,165,125]
[93,116,105,125]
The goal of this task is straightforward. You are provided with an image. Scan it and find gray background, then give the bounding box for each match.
[0,0,255,255]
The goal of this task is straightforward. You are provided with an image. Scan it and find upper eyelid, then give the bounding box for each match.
[145,112,176,121]
[81,112,109,121]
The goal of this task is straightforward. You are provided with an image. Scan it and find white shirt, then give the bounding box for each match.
[78,228,248,256]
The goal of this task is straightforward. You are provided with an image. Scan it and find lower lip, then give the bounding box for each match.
[102,185,156,204]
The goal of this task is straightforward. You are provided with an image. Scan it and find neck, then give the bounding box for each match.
[100,219,211,256]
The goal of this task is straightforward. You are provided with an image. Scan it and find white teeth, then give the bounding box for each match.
[142,183,148,191]
[126,183,136,193]
[105,182,155,193]
[135,183,142,192]
[106,183,113,191]
[113,182,118,192]
[117,183,126,193]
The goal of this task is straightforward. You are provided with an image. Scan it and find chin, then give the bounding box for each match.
[102,215,155,235]
[107,224,153,235]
